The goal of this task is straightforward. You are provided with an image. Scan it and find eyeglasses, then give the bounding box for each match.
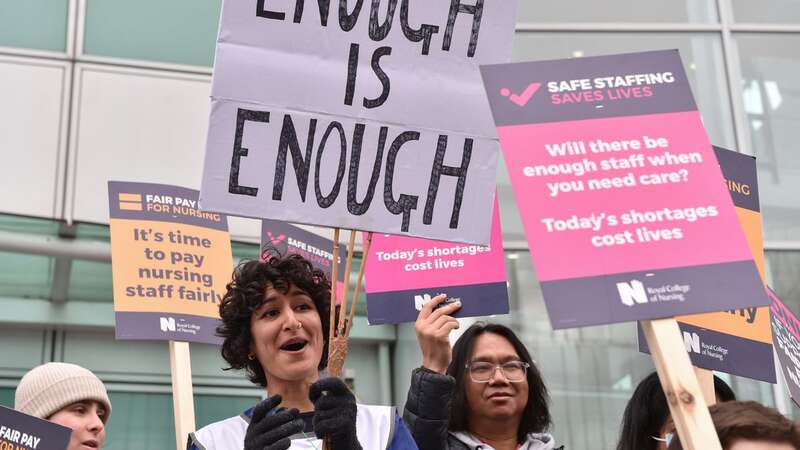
[466,360,530,382]
[652,432,674,446]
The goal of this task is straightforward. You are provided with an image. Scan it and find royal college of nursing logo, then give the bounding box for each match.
[617,279,692,307]
[616,280,648,307]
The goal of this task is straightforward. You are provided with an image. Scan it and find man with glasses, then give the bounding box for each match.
[403,294,564,450]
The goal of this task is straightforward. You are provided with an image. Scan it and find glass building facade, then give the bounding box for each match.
[1,1,798,448]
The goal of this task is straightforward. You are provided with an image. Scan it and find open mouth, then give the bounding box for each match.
[81,440,99,449]
[280,338,308,352]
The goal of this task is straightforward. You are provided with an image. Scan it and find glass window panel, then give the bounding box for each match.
[0,388,13,408]
[731,0,800,24]
[68,260,113,303]
[513,33,735,148]
[83,0,221,67]
[516,0,717,23]
[0,252,53,299]
[104,392,259,449]
[0,1,68,52]
[766,251,800,313]
[195,394,260,429]
[736,35,800,242]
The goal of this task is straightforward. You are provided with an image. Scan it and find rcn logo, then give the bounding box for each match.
[160,316,176,332]
[617,280,648,307]
[683,331,701,354]
[414,294,432,311]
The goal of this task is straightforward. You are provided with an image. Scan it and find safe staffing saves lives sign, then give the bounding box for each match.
[480,50,768,328]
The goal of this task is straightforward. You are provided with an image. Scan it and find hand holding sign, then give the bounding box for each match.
[415,294,462,374]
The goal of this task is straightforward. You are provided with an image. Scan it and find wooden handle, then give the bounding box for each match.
[641,319,722,450]
[169,341,196,450]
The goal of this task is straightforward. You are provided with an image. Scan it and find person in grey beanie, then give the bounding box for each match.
[15,362,111,450]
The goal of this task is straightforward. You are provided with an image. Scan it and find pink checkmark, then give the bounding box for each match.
[500,83,541,107]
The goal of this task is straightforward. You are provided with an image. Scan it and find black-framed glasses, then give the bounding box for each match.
[465,360,530,382]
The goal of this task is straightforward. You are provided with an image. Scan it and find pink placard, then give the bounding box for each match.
[481,50,768,328]
[364,199,508,324]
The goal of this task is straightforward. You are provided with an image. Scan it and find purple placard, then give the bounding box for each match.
[770,288,800,407]
[261,219,346,299]
[0,406,71,450]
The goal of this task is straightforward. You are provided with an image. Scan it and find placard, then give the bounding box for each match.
[108,181,233,345]
[0,406,70,450]
[639,147,775,382]
[365,198,508,324]
[480,50,768,328]
[770,288,800,407]
[200,0,519,245]
[261,219,346,299]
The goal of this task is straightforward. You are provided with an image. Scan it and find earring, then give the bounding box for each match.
[247,353,256,361]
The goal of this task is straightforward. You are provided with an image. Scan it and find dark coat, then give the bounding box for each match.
[403,367,563,450]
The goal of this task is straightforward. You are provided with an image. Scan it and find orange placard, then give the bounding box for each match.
[108,181,233,344]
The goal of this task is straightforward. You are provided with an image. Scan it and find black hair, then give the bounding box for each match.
[616,372,737,450]
[216,252,330,387]
[447,322,551,442]
[714,375,737,402]
[615,372,670,450]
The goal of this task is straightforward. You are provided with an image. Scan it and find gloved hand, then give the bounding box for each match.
[309,378,362,450]
[244,395,304,450]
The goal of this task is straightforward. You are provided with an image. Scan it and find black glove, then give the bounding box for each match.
[309,378,362,450]
[244,395,304,450]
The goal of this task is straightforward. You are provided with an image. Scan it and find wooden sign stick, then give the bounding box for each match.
[337,231,358,336]
[169,341,196,450]
[324,230,372,450]
[694,367,716,406]
[328,230,356,378]
[329,228,341,348]
[641,318,721,450]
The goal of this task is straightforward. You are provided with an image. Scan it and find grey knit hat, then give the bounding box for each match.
[15,362,112,422]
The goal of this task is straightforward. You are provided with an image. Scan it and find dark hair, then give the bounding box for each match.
[668,401,800,450]
[216,253,331,387]
[446,322,551,442]
[616,372,670,450]
[617,372,738,450]
[713,376,736,402]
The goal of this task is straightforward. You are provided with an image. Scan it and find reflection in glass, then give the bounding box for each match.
[515,0,718,23]
[731,0,800,24]
[736,35,800,241]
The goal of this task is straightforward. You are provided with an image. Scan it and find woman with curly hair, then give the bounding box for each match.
[189,253,417,450]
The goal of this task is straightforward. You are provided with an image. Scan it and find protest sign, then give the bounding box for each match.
[480,50,768,328]
[0,406,70,450]
[639,147,775,382]
[770,288,800,407]
[364,198,507,324]
[261,219,346,298]
[200,0,518,245]
[108,181,233,345]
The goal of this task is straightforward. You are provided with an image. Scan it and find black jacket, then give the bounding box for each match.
[403,367,563,450]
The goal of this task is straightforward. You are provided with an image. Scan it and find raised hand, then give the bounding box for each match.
[415,294,461,374]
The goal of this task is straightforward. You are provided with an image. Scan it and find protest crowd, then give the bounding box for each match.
[2,1,799,450]
[10,252,800,450]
